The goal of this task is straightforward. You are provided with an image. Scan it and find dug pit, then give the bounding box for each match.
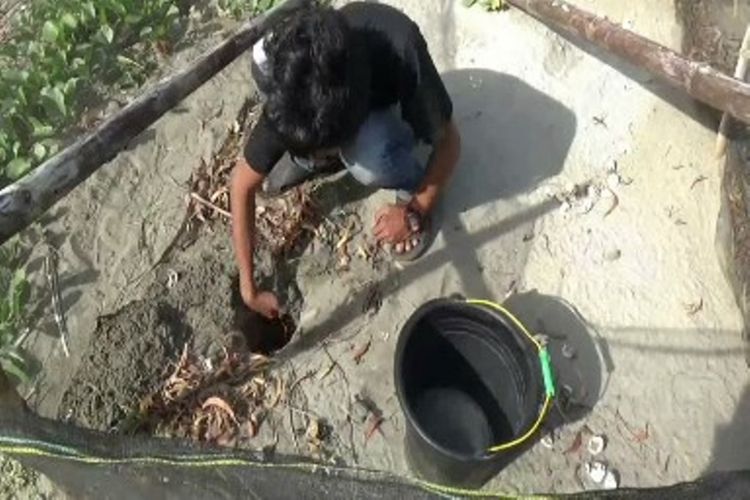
[56,222,304,433]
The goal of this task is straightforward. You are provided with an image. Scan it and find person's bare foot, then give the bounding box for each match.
[392,215,431,262]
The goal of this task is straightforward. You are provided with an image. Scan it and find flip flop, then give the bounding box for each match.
[392,212,432,262]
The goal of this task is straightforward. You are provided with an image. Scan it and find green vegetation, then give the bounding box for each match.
[464,0,508,12]
[0,0,187,184]
[0,239,30,382]
[0,0,279,381]
[0,0,281,186]
[219,0,280,19]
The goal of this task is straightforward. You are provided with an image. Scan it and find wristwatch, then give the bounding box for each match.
[405,205,422,233]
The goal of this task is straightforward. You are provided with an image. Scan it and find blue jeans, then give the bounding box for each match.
[295,107,425,194]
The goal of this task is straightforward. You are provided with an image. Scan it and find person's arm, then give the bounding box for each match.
[373,120,460,244]
[374,27,459,244]
[230,159,280,319]
[410,119,461,215]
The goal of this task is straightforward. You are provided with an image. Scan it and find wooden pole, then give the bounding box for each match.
[0,0,308,244]
[716,26,750,158]
[505,0,750,123]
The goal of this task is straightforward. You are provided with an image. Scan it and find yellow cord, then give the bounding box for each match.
[465,299,553,454]
[0,436,552,499]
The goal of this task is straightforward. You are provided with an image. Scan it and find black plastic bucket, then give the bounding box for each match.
[394,297,546,488]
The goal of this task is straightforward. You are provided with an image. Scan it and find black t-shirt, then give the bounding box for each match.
[243,2,453,175]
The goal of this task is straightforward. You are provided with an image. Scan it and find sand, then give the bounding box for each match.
[10,0,750,496]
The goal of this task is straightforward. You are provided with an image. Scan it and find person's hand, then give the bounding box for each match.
[374,204,413,244]
[242,288,281,320]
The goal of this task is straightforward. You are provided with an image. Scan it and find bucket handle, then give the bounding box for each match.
[466,299,556,454]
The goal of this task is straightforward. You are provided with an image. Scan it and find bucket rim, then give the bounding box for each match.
[394,297,552,461]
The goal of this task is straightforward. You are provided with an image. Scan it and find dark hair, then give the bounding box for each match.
[263,5,371,155]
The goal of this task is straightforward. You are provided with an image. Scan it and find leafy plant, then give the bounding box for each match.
[218,0,280,19]
[0,0,186,185]
[0,0,283,382]
[0,240,30,382]
[464,0,508,12]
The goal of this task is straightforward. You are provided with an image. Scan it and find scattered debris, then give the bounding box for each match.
[555,182,591,212]
[585,461,619,489]
[561,343,577,360]
[190,192,232,219]
[364,414,385,444]
[587,434,606,456]
[601,188,619,217]
[684,298,704,316]
[578,185,598,215]
[541,433,555,449]
[607,172,633,188]
[602,470,619,490]
[188,100,257,226]
[256,188,319,256]
[351,393,377,423]
[690,175,709,190]
[564,429,585,455]
[166,269,179,289]
[139,346,277,446]
[604,248,622,261]
[352,339,372,365]
[305,417,323,455]
[266,377,285,410]
[616,410,652,445]
[606,173,620,190]
[202,396,238,423]
[289,370,315,396]
[44,245,71,358]
[630,423,651,444]
[593,115,608,128]
[585,461,608,483]
[362,283,383,316]
[318,361,336,382]
[665,206,687,226]
[506,279,519,298]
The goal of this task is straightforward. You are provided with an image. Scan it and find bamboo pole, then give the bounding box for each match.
[505,0,750,123]
[0,0,307,244]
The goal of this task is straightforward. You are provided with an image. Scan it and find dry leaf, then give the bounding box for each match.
[336,227,352,251]
[602,189,619,217]
[306,418,320,440]
[631,423,650,444]
[244,419,257,438]
[305,417,323,454]
[266,377,285,409]
[364,415,384,444]
[356,244,370,260]
[684,298,704,316]
[318,362,336,381]
[352,340,371,364]
[690,175,708,190]
[564,430,584,455]
[202,396,238,423]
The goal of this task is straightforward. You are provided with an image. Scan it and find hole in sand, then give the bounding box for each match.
[230,280,296,356]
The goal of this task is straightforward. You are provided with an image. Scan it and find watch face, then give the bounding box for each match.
[407,211,421,232]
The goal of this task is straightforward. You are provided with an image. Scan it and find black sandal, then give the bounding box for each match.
[392,205,432,262]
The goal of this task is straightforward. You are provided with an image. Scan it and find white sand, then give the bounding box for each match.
[18,0,750,495]
[274,0,749,494]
